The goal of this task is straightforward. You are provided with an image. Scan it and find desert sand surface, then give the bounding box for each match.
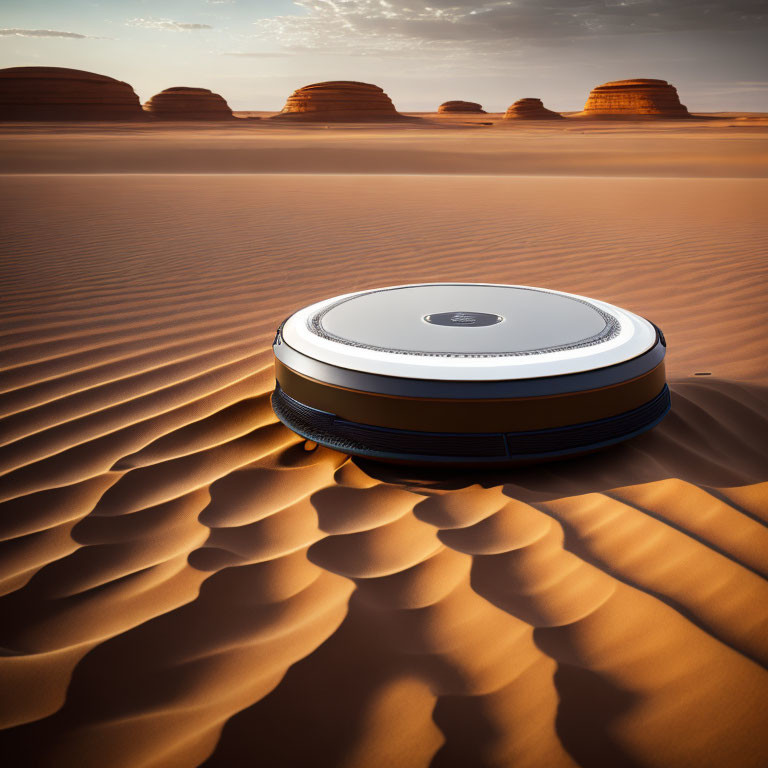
[0,120,767,768]
[1,115,767,176]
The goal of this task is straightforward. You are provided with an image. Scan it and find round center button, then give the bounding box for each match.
[424,311,504,327]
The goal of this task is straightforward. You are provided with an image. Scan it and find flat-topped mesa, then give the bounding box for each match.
[504,98,564,120]
[0,66,144,120]
[273,81,406,122]
[438,100,486,114]
[143,87,235,120]
[579,78,691,118]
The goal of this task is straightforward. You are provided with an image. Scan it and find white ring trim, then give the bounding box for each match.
[281,283,657,381]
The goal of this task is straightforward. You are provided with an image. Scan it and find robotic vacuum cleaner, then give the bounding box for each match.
[271,283,670,464]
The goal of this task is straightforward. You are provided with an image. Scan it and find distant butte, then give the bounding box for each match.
[438,100,486,114]
[504,98,564,120]
[272,81,408,122]
[0,66,144,121]
[144,87,235,120]
[576,78,691,118]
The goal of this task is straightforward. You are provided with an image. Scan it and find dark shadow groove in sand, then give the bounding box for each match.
[522,503,768,671]
[703,486,768,529]
[547,664,645,768]
[202,594,449,768]
[601,489,768,582]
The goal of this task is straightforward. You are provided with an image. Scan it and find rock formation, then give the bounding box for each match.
[273,81,405,121]
[504,98,564,120]
[0,66,144,120]
[578,79,691,118]
[438,100,486,114]
[143,87,235,120]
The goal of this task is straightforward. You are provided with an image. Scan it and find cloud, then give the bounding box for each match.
[702,80,768,95]
[252,0,768,54]
[222,51,294,57]
[0,28,96,39]
[127,19,213,31]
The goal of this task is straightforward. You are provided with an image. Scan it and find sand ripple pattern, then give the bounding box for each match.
[1,175,767,767]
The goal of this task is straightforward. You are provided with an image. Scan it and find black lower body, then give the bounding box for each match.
[271,384,671,465]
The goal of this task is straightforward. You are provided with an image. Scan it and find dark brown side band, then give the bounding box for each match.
[275,359,667,433]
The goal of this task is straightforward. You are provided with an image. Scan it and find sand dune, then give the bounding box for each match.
[0,161,767,767]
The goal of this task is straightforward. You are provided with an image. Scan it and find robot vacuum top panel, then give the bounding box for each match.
[280,283,658,381]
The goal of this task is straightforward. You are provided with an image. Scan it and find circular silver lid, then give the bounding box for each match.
[279,283,657,381]
[310,284,617,357]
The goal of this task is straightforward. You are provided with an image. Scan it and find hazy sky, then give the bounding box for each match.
[1,1,767,111]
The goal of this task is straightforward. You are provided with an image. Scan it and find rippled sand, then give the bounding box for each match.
[1,124,767,767]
